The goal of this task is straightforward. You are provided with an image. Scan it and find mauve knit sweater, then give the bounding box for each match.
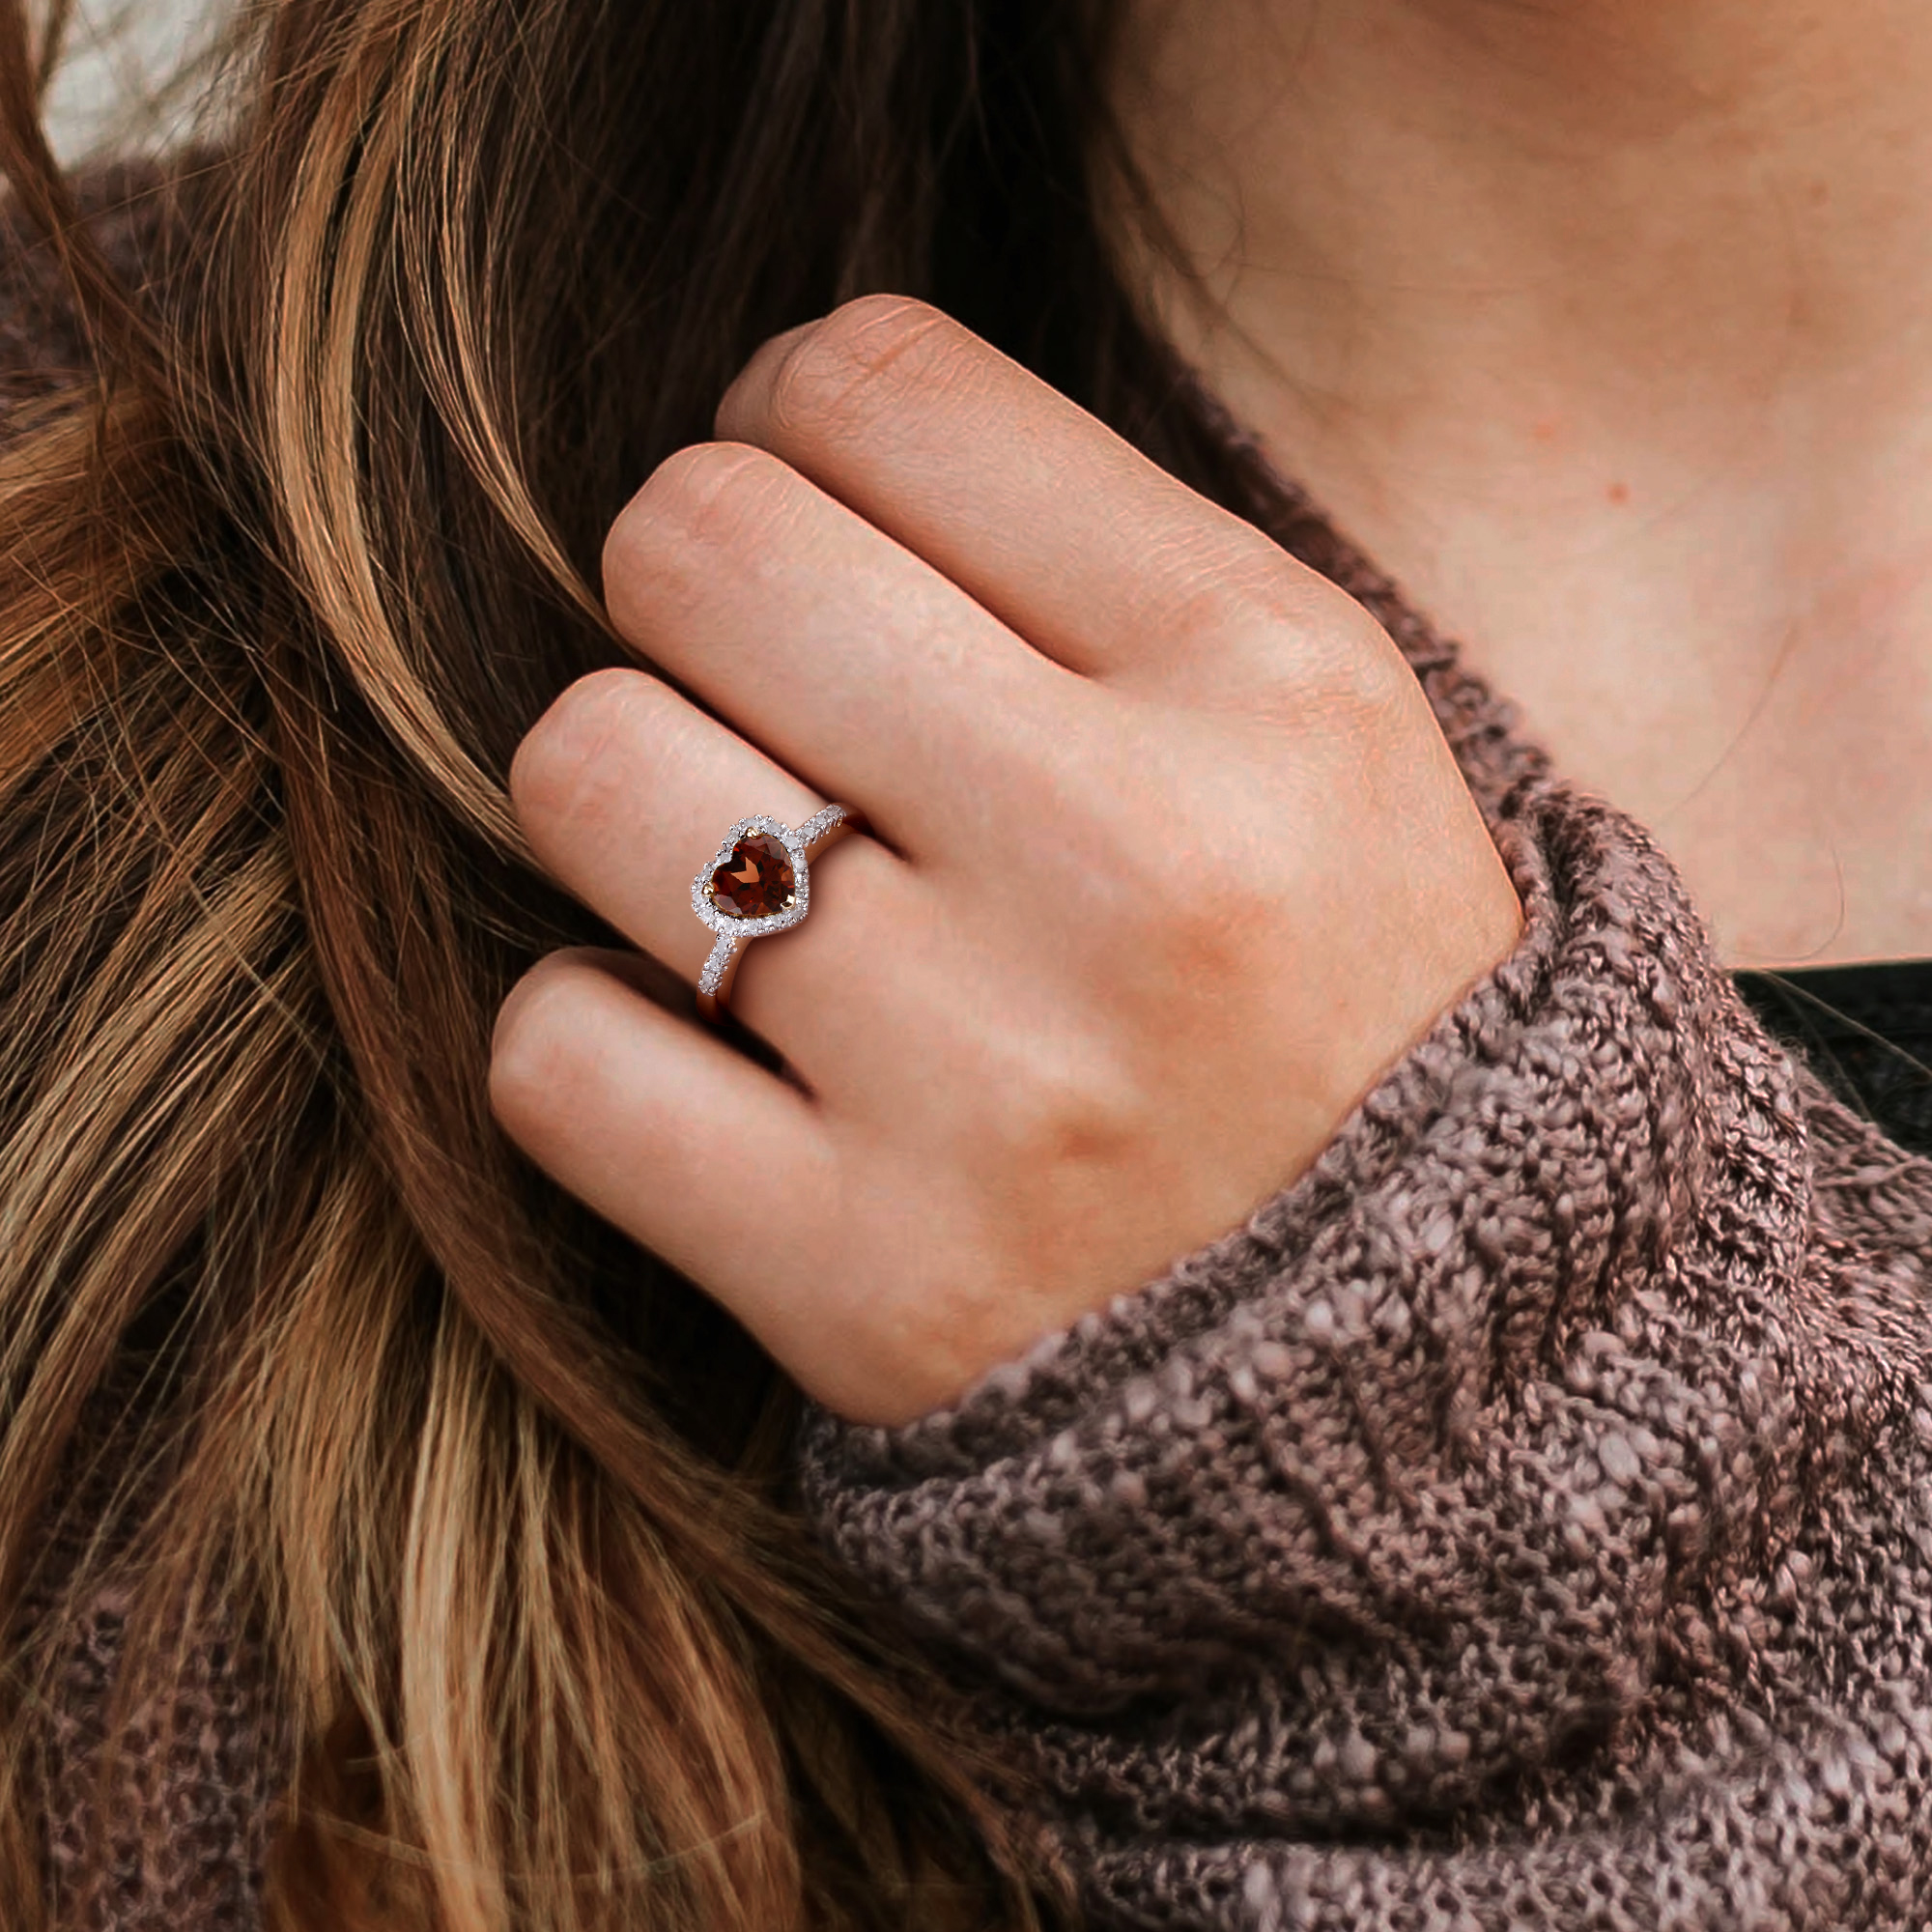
[15,202,1932,1932]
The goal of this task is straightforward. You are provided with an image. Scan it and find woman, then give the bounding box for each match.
[2,0,1929,1926]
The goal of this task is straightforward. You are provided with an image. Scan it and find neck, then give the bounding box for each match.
[1101,0,1932,969]
[1106,0,1932,472]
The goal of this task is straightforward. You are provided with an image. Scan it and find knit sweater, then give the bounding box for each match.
[16,215,1932,1932]
[795,486,1932,1931]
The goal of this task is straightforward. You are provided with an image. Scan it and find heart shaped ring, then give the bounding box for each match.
[690,803,862,1020]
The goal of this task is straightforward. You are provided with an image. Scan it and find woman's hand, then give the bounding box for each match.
[488,297,1522,1427]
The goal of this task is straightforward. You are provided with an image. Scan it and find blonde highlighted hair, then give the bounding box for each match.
[0,0,1200,1922]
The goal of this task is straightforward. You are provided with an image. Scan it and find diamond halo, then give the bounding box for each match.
[692,804,856,1005]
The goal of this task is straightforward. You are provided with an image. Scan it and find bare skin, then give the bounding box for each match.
[489,5,1932,1421]
[1104,0,1932,967]
[489,298,1521,1424]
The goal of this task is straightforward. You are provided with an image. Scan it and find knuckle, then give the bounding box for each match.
[1094,799,1275,991]
[1286,589,1412,700]
[1138,862,1261,997]
[1171,534,1411,716]
[764,295,960,440]
[1293,631,1426,751]
[508,668,668,829]
[641,439,786,532]
[990,1035,1149,1178]
[489,952,596,1124]
[1197,539,1336,639]
[509,667,629,818]
[602,441,796,622]
[1139,526,1307,638]
[1170,891,1274,1002]
[1218,547,1334,635]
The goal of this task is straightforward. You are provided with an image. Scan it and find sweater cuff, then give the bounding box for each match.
[793,776,1796,1735]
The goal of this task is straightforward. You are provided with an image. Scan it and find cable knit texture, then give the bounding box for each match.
[13,188,1932,1928]
[801,768,1932,1927]
[37,1580,283,1931]
[798,410,1932,1928]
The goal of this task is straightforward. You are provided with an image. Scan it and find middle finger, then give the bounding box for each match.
[600,440,1092,864]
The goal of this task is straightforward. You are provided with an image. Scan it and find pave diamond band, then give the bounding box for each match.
[692,804,860,1019]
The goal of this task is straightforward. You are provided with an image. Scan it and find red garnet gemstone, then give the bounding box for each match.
[709,833,796,920]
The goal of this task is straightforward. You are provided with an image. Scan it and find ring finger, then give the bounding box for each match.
[508,664,914,1075]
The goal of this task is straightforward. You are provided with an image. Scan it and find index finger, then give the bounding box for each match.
[712,296,1360,695]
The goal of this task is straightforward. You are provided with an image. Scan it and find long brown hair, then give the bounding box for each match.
[0,1,1242,1924]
